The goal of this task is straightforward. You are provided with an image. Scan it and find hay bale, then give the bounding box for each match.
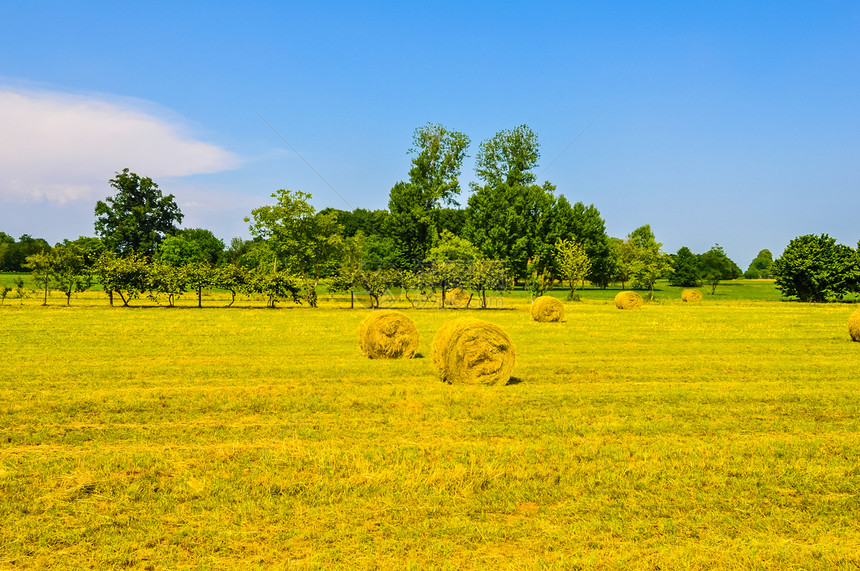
[849,308,860,342]
[358,310,419,359]
[531,296,565,322]
[614,291,643,310]
[681,288,703,303]
[443,287,471,308]
[431,318,515,385]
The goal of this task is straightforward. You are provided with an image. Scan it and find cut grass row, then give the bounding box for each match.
[1,298,860,568]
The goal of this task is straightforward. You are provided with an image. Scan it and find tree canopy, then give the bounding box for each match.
[94,169,183,256]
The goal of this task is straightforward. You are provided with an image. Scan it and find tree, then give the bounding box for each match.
[465,259,512,309]
[669,246,701,287]
[625,225,673,297]
[465,182,554,281]
[745,249,774,279]
[246,189,344,307]
[773,234,858,302]
[24,251,54,306]
[94,251,150,306]
[474,124,540,187]
[52,244,92,306]
[555,238,591,300]
[94,168,183,256]
[387,124,470,267]
[698,245,741,294]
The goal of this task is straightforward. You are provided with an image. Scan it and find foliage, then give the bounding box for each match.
[93,251,151,306]
[94,168,183,256]
[0,234,52,272]
[247,269,301,308]
[465,259,512,308]
[555,237,591,300]
[147,260,188,306]
[158,229,224,266]
[474,124,540,187]
[425,230,480,263]
[51,244,92,306]
[625,225,673,296]
[669,246,701,287]
[246,189,343,307]
[746,248,774,279]
[773,234,859,302]
[23,251,54,306]
[698,244,742,294]
[386,124,470,267]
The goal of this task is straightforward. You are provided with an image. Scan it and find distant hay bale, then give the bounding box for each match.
[614,291,643,310]
[682,289,703,302]
[358,310,419,359]
[531,296,565,322]
[443,287,471,308]
[431,318,516,385]
[849,308,860,342]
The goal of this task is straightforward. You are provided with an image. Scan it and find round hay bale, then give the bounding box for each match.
[358,310,419,359]
[444,287,471,308]
[681,288,703,303]
[431,318,515,385]
[531,296,565,322]
[849,308,860,342]
[614,291,643,310]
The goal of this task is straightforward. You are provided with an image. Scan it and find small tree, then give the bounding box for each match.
[52,245,92,306]
[95,252,150,306]
[555,238,591,300]
[466,259,512,308]
[148,260,187,306]
[24,251,54,305]
[699,245,742,294]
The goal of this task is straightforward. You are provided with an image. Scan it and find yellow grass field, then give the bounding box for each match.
[2,291,860,569]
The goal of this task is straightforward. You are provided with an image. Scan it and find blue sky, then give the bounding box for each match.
[2,1,859,267]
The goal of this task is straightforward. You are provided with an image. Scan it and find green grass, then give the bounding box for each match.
[2,293,860,569]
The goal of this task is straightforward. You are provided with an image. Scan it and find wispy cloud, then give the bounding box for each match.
[0,88,240,203]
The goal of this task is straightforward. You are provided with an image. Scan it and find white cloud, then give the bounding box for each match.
[0,88,240,203]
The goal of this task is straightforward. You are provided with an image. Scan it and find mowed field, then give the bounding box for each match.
[2,284,860,569]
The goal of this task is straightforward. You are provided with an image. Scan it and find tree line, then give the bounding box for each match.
[2,125,859,305]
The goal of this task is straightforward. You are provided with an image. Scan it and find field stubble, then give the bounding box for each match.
[1,294,860,569]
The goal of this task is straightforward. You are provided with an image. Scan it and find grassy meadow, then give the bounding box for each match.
[2,282,860,569]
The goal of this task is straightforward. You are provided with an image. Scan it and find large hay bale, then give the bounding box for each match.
[614,291,643,310]
[681,288,703,303]
[431,318,515,385]
[531,296,565,322]
[849,308,860,342]
[358,310,419,359]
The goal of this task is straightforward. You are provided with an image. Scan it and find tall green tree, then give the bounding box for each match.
[246,189,344,307]
[465,126,555,281]
[94,168,183,256]
[387,124,470,267]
